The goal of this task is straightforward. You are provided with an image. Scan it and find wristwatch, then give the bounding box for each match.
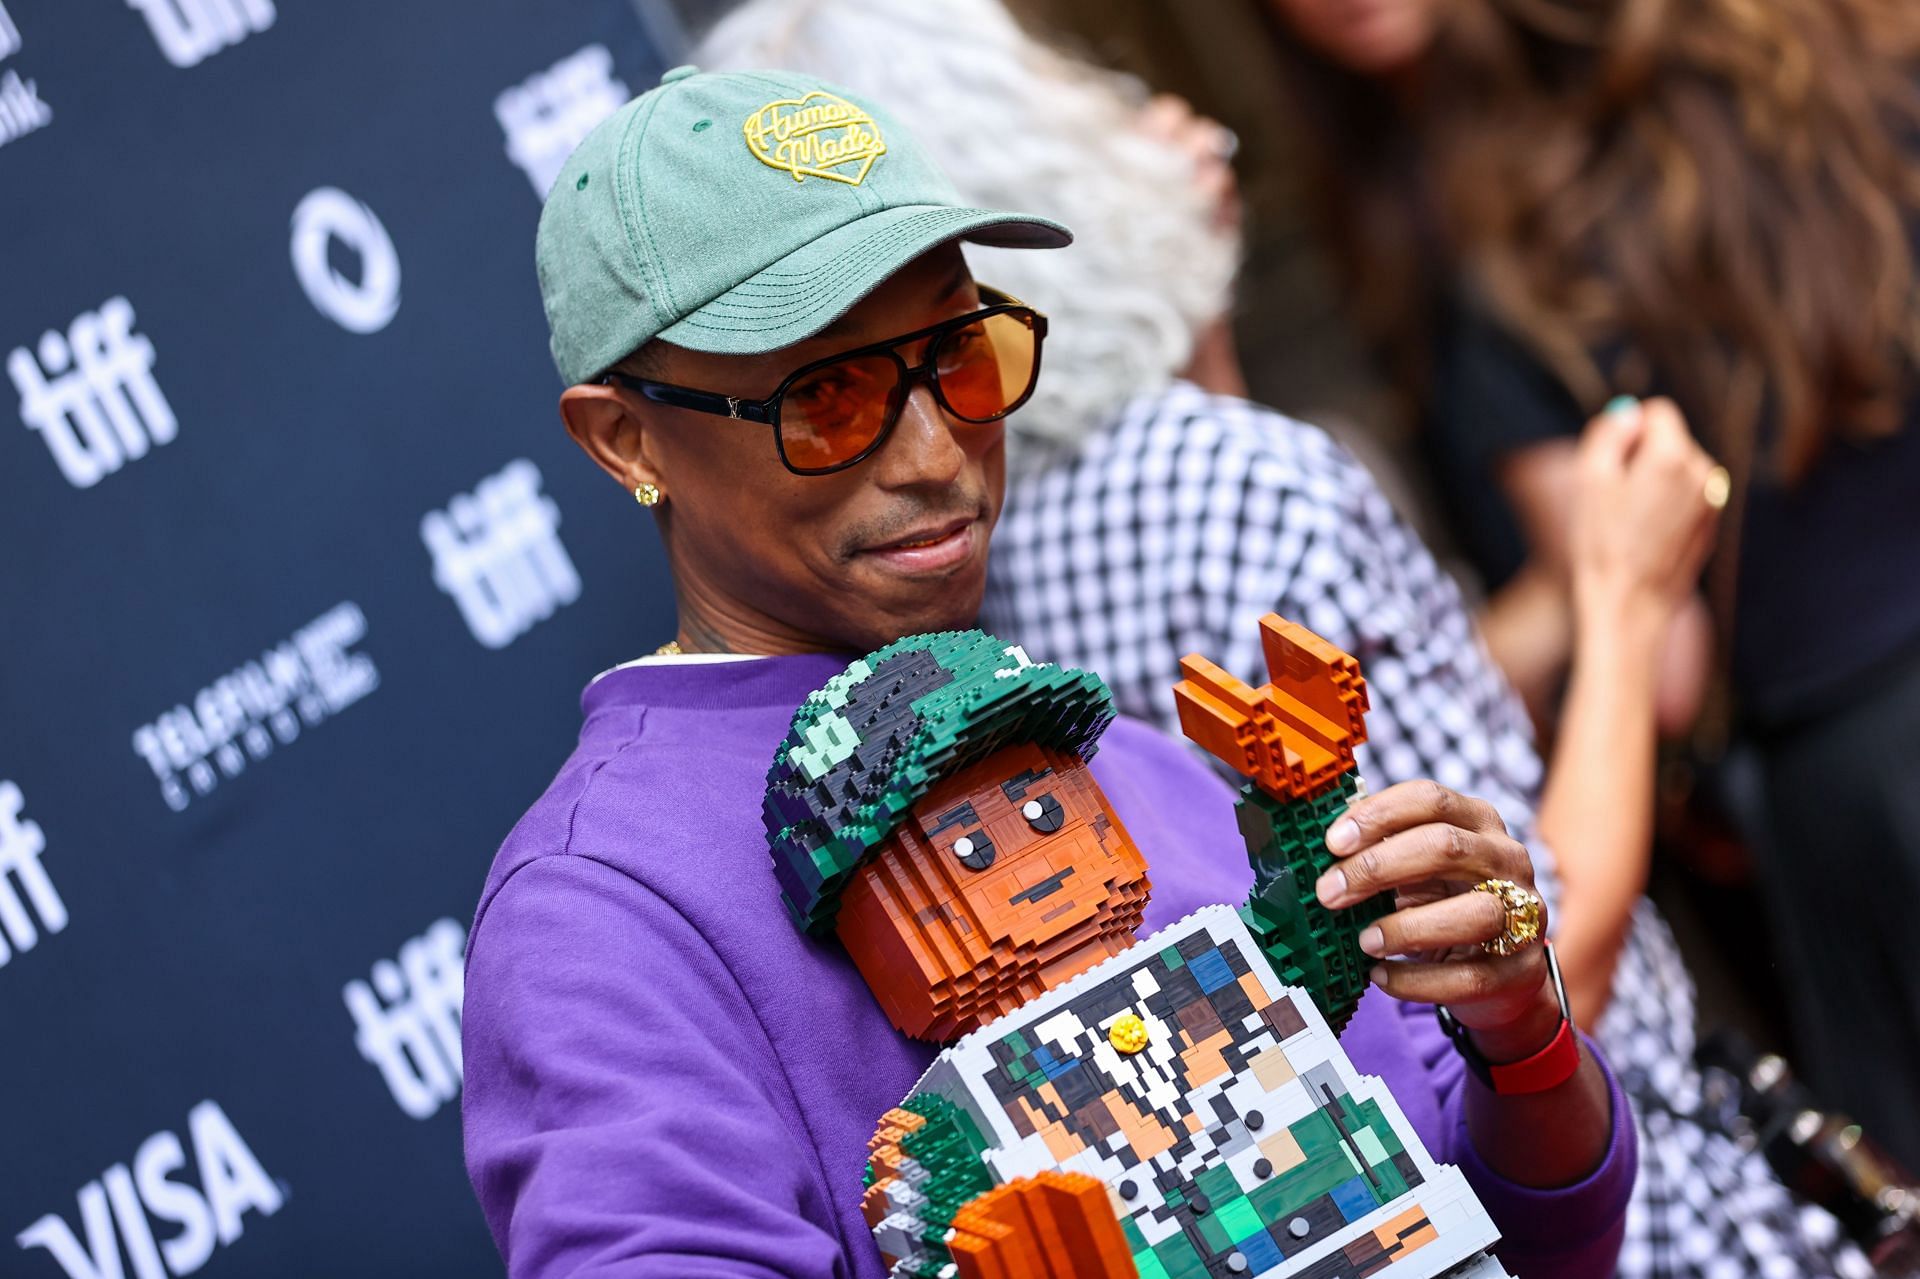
[1436,940,1582,1095]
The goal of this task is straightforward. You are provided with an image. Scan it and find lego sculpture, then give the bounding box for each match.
[764,620,1511,1279]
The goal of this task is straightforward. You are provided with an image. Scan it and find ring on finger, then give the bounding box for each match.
[1703,465,1732,511]
[1471,878,1545,956]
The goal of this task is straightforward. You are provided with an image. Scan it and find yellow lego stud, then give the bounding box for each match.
[1108,1014,1149,1055]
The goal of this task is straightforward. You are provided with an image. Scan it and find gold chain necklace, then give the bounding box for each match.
[652,640,683,657]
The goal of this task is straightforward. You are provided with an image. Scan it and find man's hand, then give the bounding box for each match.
[1316,780,1553,1038]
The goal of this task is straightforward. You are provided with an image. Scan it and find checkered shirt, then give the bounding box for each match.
[981,381,1878,1279]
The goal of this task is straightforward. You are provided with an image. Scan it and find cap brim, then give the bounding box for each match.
[657,204,1070,356]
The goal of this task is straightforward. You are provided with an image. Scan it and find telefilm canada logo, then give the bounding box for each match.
[130,602,379,812]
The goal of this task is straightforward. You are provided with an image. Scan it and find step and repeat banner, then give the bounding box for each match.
[0,3,683,1274]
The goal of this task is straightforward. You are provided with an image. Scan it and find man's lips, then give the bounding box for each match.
[858,518,979,574]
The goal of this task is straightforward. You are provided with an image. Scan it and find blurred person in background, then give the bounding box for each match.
[692,3,1884,1276]
[1261,0,1920,1183]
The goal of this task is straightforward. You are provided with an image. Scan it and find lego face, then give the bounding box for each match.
[835,742,1151,1041]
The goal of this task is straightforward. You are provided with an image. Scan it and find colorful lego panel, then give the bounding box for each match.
[910,905,1509,1279]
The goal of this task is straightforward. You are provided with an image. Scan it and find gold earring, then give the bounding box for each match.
[634,481,662,507]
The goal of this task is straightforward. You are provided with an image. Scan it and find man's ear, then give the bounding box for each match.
[559,383,662,493]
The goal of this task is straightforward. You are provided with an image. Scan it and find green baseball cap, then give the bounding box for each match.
[535,65,1072,386]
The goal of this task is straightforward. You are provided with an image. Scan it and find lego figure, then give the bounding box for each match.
[765,621,1512,1278]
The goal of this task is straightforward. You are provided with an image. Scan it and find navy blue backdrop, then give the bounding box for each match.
[0,3,687,1274]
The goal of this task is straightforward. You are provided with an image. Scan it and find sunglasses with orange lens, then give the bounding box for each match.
[604,287,1046,476]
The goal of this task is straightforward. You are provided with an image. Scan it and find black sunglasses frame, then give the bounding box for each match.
[602,286,1048,476]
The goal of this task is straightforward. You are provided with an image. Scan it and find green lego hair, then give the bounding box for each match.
[764,630,1114,934]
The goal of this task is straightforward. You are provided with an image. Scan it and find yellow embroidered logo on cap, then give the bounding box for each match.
[743,90,886,186]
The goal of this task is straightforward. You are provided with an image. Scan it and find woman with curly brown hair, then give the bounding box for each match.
[1267,0,1920,1200]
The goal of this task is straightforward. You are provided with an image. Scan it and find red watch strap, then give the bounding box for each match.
[1434,939,1583,1094]
[1486,1016,1581,1095]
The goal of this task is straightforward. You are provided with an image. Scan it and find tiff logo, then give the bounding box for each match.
[15,1100,283,1279]
[0,780,68,970]
[422,458,581,649]
[9,297,176,490]
[127,0,273,69]
[131,602,379,812]
[0,69,49,147]
[0,3,53,152]
[344,917,465,1120]
[495,43,628,197]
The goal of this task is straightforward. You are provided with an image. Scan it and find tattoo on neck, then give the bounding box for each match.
[677,619,734,656]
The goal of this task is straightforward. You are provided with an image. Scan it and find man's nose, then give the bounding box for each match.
[870,383,967,489]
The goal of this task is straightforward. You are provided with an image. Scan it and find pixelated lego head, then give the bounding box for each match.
[765,631,1151,1040]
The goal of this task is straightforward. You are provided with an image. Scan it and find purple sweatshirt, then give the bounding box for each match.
[462,654,1635,1278]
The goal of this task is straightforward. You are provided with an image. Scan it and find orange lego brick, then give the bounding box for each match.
[1033,1171,1136,1276]
[1261,614,1369,734]
[950,1172,1135,1279]
[860,1177,894,1231]
[1174,614,1369,801]
[869,1106,927,1150]
[1374,1203,1440,1257]
[1174,654,1276,777]
[865,1106,925,1184]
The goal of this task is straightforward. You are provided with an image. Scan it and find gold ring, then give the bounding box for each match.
[1703,466,1731,511]
[1472,879,1545,956]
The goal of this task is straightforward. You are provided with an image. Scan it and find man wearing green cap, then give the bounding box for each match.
[462,65,1630,1279]
[539,63,1065,658]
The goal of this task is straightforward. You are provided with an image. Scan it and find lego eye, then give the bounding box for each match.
[1021,793,1064,833]
[951,834,996,870]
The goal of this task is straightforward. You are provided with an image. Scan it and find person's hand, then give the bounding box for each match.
[1569,396,1722,627]
[1569,395,1723,729]
[1135,93,1241,234]
[1316,781,1552,1036]
[1135,94,1249,398]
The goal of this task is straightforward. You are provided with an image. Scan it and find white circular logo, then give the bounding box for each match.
[290,187,400,334]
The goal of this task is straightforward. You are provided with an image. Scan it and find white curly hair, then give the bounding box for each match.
[693,0,1241,463]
